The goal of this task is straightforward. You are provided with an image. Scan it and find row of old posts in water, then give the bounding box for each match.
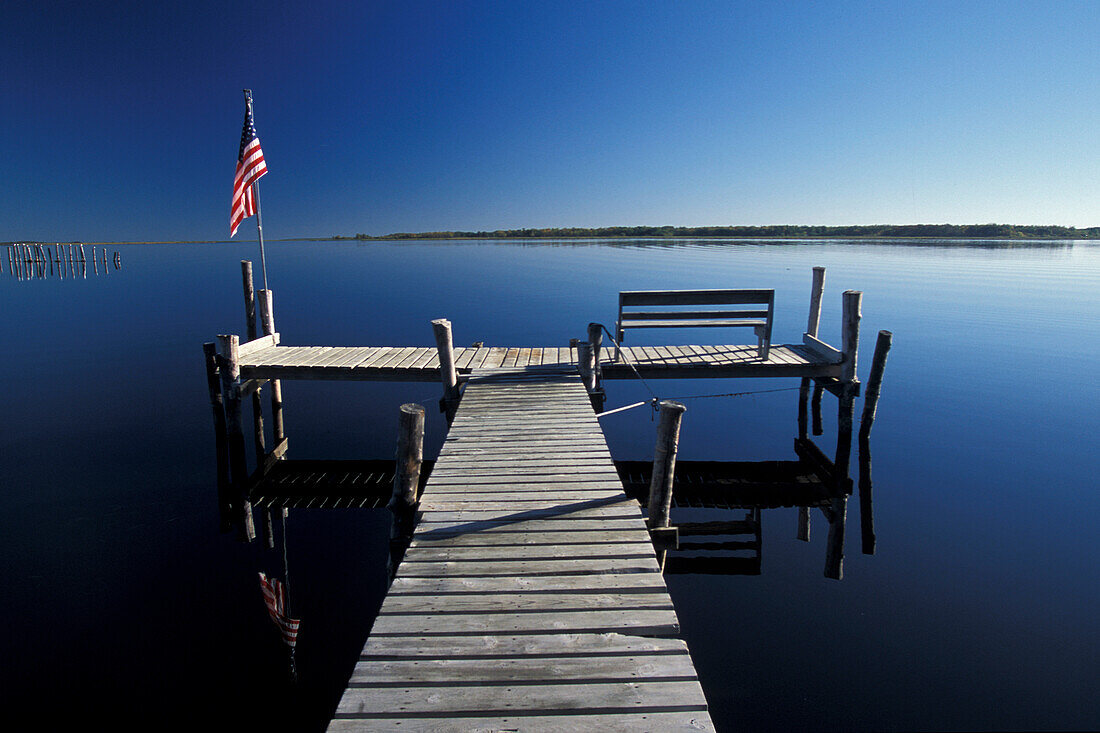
[2,243,121,281]
[202,260,892,731]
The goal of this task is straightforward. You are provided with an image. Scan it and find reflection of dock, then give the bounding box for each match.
[203,262,890,730]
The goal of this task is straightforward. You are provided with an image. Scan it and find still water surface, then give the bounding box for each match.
[1,239,1097,730]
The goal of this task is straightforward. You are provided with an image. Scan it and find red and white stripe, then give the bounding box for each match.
[230,137,267,237]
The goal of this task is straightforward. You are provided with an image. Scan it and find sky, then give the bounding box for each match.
[3,0,1099,241]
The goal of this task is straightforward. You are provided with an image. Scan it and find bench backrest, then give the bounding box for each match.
[616,288,775,358]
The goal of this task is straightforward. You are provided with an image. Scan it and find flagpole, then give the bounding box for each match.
[252,179,270,292]
[244,89,270,292]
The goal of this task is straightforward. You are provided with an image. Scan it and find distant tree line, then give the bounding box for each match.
[333,224,1100,241]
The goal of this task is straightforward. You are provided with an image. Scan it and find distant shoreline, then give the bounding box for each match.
[6,223,1099,246]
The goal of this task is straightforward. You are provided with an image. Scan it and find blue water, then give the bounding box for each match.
[1,239,1097,730]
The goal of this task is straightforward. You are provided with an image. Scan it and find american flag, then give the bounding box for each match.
[259,572,299,648]
[230,95,268,238]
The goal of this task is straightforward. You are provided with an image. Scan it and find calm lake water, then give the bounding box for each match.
[1,238,1097,731]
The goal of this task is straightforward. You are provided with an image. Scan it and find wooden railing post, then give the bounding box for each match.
[860,330,893,439]
[432,319,460,420]
[647,400,686,530]
[807,266,826,338]
[216,333,255,542]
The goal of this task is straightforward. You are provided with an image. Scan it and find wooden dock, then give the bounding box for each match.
[204,264,891,729]
[238,342,844,383]
[328,368,714,731]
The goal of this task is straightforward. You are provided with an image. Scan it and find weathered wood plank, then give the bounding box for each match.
[329,711,713,732]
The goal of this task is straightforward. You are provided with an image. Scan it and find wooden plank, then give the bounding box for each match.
[401,543,656,561]
[237,333,280,358]
[387,573,671,595]
[367,608,679,636]
[334,680,706,715]
[346,652,695,682]
[620,288,773,306]
[803,332,843,363]
[330,711,713,732]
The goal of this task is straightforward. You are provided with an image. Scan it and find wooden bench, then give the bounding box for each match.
[615,288,775,360]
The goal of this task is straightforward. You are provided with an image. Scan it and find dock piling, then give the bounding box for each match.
[647,400,686,531]
[841,290,862,384]
[807,266,826,337]
[216,333,255,542]
[431,318,460,419]
[388,403,425,578]
[860,330,893,439]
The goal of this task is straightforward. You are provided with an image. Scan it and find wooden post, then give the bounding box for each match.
[388,403,426,511]
[241,260,258,342]
[388,403,425,580]
[859,330,893,439]
[258,289,285,443]
[841,290,862,384]
[587,322,604,389]
[431,319,460,416]
[858,433,876,555]
[647,400,686,530]
[808,266,826,337]
[241,261,265,463]
[203,343,233,532]
[216,333,255,542]
[824,495,847,580]
[577,342,596,392]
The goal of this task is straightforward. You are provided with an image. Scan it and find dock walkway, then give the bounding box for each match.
[240,342,841,382]
[329,367,714,731]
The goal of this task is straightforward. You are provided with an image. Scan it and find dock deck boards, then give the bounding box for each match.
[241,343,839,382]
[329,369,714,731]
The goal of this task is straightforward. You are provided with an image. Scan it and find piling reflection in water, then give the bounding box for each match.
[2,243,122,281]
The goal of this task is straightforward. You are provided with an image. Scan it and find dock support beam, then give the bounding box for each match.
[432,318,460,422]
[647,400,686,531]
[388,403,425,580]
[216,333,255,542]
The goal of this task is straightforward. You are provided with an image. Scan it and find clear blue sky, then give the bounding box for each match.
[3,0,1098,241]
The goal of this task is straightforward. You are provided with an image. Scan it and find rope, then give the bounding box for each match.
[597,324,660,406]
[672,386,803,401]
